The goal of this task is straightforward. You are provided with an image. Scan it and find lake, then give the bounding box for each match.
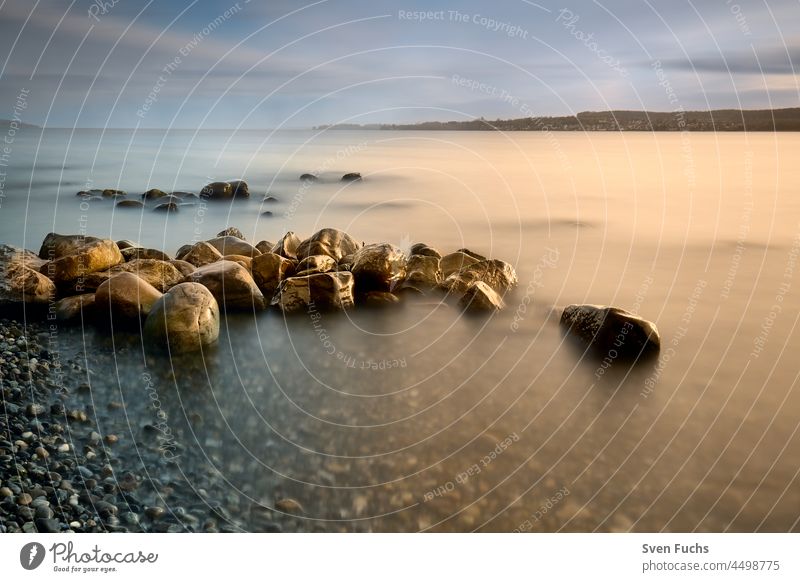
[2,127,799,531]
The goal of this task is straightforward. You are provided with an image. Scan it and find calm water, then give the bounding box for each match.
[3,128,800,532]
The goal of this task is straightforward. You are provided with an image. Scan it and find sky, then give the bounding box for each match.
[0,0,797,128]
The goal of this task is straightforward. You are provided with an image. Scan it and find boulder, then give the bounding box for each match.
[222,255,253,271]
[184,260,266,311]
[181,242,223,267]
[77,259,186,293]
[153,202,178,212]
[296,228,362,262]
[121,247,171,262]
[440,259,518,294]
[295,255,336,277]
[54,294,95,323]
[115,240,138,250]
[409,243,441,259]
[41,239,123,284]
[200,181,232,199]
[271,272,354,313]
[459,281,505,312]
[228,180,250,198]
[255,240,275,254]
[102,189,126,198]
[271,232,301,260]
[350,243,406,291]
[142,189,167,200]
[144,282,219,354]
[251,253,295,298]
[205,236,260,258]
[217,227,246,240]
[169,259,196,277]
[440,251,482,278]
[299,173,318,182]
[402,254,441,289]
[0,245,56,308]
[175,244,193,260]
[38,233,101,260]
[560,305,661,357]
[341,172,362,182]
[116,200,144,209]
[95,272,162,323]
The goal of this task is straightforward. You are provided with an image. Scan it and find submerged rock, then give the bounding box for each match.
[141,188,167,200]
[296,228,362,262]
[116,200,144,209]
[153,202,178,212]
[299,173,318,182]
[340,172,362,182]
[560,305,660,357]
[102,189,126,198]
[271,272,355,313]
[184,260,266,311]
[144,282,220,353]
[350,243,406,291]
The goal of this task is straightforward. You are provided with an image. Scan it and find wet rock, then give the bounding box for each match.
[80,259,185,293]
[228,180,250,198]
[116,200,144,209]
[217,227,245,240]
[295,255,336,277]
[261,211,273,217]
[121,247,171,262]
[102,189,126,198]
[351,243,406,292]
[271,272,355,313]
[169,260,196,277]
[54,294,95,323]
[205,236,260,258]
[262,195,278,203]
[271,232,301,260]
[296,228,362,262]
[141,188,167,200]
[255,240,275,254]
[181,242,223,268]
[184,260,266,311]
[409,243,441,259]
[175,244,192,260]
[0,245,56,308]
[221,255,252,271]
[251,253,295,298]
[440,259,518,294]
[115,240,138,250]
[41,239,123,284]
[440,250,483,278]
[144,282,220,353]
[275,498,303,513]
[299,173,318,182]
[153,202,178,212]
[200,180,249,200]
[401,254,442,289]
[340,172,362,182]
[95,273,162,323]
[38,233,101,260]
[459,281,505,311]
[560,305,661,357]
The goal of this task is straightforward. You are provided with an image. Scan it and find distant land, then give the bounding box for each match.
[315,108,800,132]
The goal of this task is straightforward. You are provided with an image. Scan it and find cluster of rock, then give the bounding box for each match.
[79,176,361,214]
[0,228,519,354]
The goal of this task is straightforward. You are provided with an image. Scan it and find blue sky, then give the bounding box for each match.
[1,0,797,127]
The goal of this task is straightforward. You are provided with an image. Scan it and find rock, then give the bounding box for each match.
[116,199,144,209]
[271,272,355,313]
[142,188,167,200]
[95,272,162,323]
[102,189,126,198]
[80,259,185,293]
[184,260,266,311]
[40,239,123,284]
[200,180,249,200]
[121,247,171,262]
[363,291,400,307]
[16,492,32,505]
[299,173,318,182]
[459,281,505,311]
[402,254,442,289]
[144,282,220,353]
[0,246,56,307]
[340,172,362,182]
[262,196,278,203]
[38,233,101,260]
[115,240,138,250]
[153,202,178,212]
[181,242,223,268]
[271,232,301,260]
[229,180,250,198]
[217,227,245,240]
[35,518,60,533]
[261,210,273,217]
[440,251,482,278]
[409,243,441,259]
[295,255,336,277]
[175,244,193,260]
[169,260,195,277]
[275,498,303,513]
[440,259,518,294]
[251,253,295,298]
[296,228,362,262]
[54,294,95,323]
[144,506,165,520]
[221,255,252,271]
[350,243,406,292]
[560,305,661,357]
[255,240,275,254]
[205,236,260,258]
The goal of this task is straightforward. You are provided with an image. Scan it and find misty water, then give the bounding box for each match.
[3,128,799,531]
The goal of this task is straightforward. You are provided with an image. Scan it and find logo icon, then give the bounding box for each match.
[20,542,46,570]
